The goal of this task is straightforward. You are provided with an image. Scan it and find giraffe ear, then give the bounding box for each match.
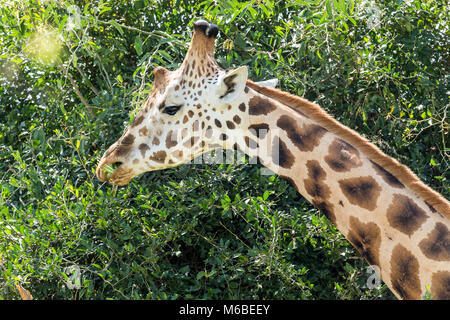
[153,66,169,88]
[217,66,248,103]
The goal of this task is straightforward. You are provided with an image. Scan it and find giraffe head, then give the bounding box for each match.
[96,20,251,185]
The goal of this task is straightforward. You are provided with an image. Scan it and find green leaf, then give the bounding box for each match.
[134,36,143,56]
[348,16,356,26]
[110,20,124,36]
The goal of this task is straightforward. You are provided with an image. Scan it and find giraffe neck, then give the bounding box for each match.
[230,85,450,300]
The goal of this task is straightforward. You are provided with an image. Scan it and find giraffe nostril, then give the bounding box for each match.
[111,161,123,169]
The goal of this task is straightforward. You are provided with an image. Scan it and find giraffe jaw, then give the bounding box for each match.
[97,143,222,186]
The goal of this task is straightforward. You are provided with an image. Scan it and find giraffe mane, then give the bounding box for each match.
[246,80,450,219]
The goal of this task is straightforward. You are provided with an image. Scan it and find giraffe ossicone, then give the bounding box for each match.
[96,20,450,300]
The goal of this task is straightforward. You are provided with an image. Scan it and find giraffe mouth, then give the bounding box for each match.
[96,160,134,186]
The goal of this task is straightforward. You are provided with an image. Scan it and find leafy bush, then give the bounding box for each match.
[0,0,447,299]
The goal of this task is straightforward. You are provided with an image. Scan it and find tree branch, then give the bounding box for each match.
[58,62,94,118]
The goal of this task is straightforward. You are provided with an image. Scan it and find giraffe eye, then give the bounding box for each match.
[162,105,181,116]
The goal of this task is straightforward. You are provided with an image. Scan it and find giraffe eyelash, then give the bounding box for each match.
[162,104,182,115]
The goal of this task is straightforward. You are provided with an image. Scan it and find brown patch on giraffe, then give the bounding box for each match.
[114,134,135,157]
[131,115,144,128]
[338,176,381,211]
[138,143,150,158]
[303,160,331,200]
[347,216,381,267]
[312,200,336,225]
[419,222,450,261]
[138,127,148,137]
[248,123,270,140]
[183,115,189,124]
[325,138,362,172]
[431,271,450,300]
[165,130,178,148]
[152,137,160,146]
[226,121,235,129]
[188,110,194,118]
[121,133,135,145]
[214,119,222,128]
[386,194,428,236]
[272,136,294,169]
[276,115,327,152]
[304,177,330,200]
[370,160,405,189]
[248,95,276,115]
[238,103,246,112]
[233,115,241,124]
[305,159,326,181]
[303,160,330,200]
[390,244,422,300]
[149,150,166,163]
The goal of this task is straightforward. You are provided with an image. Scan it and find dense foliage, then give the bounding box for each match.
[0,0,448,299]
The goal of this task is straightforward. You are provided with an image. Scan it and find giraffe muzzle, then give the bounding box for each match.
[96,159,134,186]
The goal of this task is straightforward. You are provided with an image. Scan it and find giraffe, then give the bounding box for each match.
[96,20,450,300]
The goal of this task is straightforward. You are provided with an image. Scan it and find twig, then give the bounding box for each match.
[75,63,99,96]
[92,17,167,38]
[58,61,94,117]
